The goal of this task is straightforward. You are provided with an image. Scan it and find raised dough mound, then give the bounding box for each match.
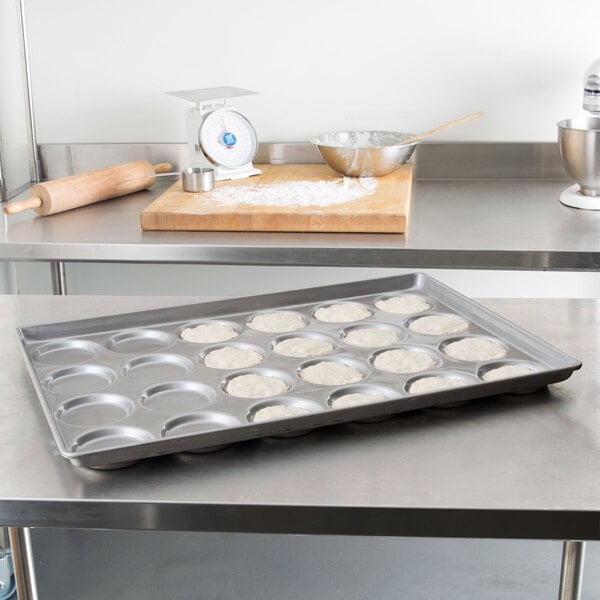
[373,348,436,373]
[252,405,311,422]
[204,346,263,369]
[313,303,371,323]
[409,376,467,394]
[247,312,306,333]
[444,337,507,362]
[331,392,385,409]
[272,337,334,358]
[181,323,238,343]
[408,315,469,336]
[482,364,532,381]
[300,361,364,385]
[375,295,431,314]
[344,327,399,348]
[225,373,289,398]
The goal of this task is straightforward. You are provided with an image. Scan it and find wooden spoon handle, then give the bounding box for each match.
[401,111,484,146]
[3,196,42,215]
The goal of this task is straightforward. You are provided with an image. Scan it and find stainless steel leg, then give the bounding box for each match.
[0,133,7,203]
[50,261,67,295]
[7,528,38,600]
[17,0,42,184]
[558,540,586,600]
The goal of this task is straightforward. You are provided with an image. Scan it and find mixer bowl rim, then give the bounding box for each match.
[557,116,600,132]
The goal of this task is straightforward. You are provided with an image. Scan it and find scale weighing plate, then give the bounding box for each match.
[168,86,261,181]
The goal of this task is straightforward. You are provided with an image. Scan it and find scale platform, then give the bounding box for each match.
[167,87,258,106]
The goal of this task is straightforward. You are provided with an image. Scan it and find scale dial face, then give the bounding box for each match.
[198,108,258,169]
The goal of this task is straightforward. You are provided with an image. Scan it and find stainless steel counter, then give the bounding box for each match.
[1,143,599,271]
[1,294,599,540]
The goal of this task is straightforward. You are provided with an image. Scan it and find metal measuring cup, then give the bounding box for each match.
[152,166,215,193]
[181,167,215,193]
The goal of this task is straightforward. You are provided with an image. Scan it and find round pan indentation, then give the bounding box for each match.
[477,360,540,382]
[405,370,478,395]
[370,345,440,374]
[55,393,134,427]
[199,342,266,369]
[140,380,215,413]
[312,301,372,323]
[69,426,154,453]
[339,322,405,348]
[246,310,308,333]
[405,313,469,336]
[161,411,241,438]
[178,319,242,344]
[106,329,172,354]
[328,383,400,409]
[222,368,294,398]
[374,292,432,315]
[270,331,337,358]
[439,335,508,362]
[122,353,194,381]
[32,339,101,365]
[247,397,323,436]
[42,365,116,395]
[161,411,242,453]
[298,355,369,385]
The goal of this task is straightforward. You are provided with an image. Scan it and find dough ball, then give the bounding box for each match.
[252,405,311,423]
[204,346,263,369]
[375,295,431,314]
[408,315,469,336]
[272,337,334,358]
[181,323,238,343]
[444,337,507,362]
[247,312,306,333]
[482,364,533,382]
[313,303,371,323]
[373,348,436,373]
[344,327,399,348]
[331,393,385,409]
[225,373,288,398]
[409,376,467,394]
[299,361,364,385]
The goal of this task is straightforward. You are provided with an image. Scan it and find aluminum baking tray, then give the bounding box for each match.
[16,273,581,469]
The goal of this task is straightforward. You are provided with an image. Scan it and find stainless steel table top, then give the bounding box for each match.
[1,294,599,539]
[2,178,600,270]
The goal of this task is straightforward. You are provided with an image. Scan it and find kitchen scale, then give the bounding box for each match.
[167,86,261,181]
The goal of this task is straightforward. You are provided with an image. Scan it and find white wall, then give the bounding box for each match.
[3,0,600,297]
[0,0,30,192]
[23,0,600,145]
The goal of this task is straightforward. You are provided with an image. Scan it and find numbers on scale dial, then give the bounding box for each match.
[199,108,258,169]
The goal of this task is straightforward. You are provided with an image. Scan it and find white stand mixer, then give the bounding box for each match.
[558,58,600,209]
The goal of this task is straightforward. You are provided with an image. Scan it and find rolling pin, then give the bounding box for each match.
[3,160,173,216]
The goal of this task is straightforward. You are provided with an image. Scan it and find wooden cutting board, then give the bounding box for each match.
[140,163,412,233]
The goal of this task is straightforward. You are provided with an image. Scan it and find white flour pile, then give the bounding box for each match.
[203,177,378,208]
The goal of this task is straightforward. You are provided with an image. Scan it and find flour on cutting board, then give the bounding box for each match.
[197,177,378,207]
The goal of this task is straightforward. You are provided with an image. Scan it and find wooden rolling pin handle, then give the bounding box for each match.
[153,163,173,174]
[3,161,174,216]
[3,196,42,215]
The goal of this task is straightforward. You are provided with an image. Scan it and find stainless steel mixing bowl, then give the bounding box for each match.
[311,131,417,177]
[557,117,600,196]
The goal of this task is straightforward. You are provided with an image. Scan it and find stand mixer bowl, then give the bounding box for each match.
[557,117,600,196]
